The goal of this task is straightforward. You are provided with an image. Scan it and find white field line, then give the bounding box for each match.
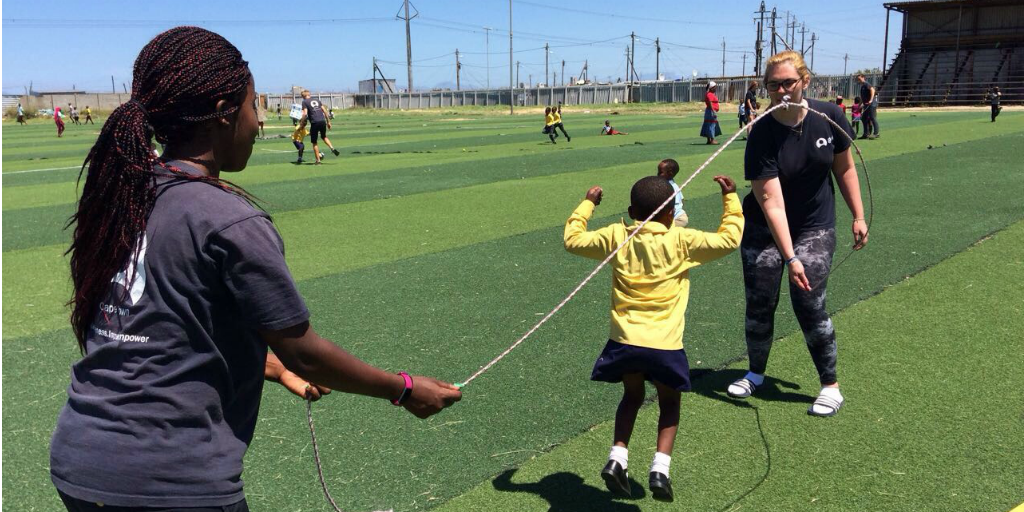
[4,165,81,175]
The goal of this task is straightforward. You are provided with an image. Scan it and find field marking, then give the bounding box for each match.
[259,149,295,153]
[3,165,80,175]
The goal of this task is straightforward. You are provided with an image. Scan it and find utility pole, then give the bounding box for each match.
[721,38,726,77]
[516,61,520,87]
[111,75,116,94]
[799,23,808,56]
[790,16,798,49]
[455,49,461,90]
[399,0,417,92]
[770,8,777,55]
[561,60,565,86]
[809,33,817,71]
[373,57,377,93]
[630,31,636,82]
[844,53,849,75]
[742,53,747,77]
[755,1,765,74]
[655,37,661,80]
[485,27,491,90]
[508,0,513,114]
[544,43,549,87]
[622,45,630,83]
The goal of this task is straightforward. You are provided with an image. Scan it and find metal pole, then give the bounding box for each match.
[509,0,513,115]
[455,49,461,91]
[810,33,816,71]
[544,43,549,87]
[722,38,726,77]
[771,8,777,55]
[655,37,660,80]
[844,53,849,76]
[404,0,414,92]
[561,60,565,86]
[742,54,747,77]
[800,23,807,56]
[485,27,491,90]
[111,75,116,94]
[882,8,890,75]
[630,31,636,81]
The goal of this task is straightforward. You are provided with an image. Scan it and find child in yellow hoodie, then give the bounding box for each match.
[564,174,743,502]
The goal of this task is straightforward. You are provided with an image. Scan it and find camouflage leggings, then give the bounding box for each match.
[740,223,838,385]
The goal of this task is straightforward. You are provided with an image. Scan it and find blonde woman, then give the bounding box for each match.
[727,51,867,417]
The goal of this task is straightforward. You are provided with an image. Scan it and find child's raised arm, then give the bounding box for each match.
[564,186,618,260]
[680,176,744,263]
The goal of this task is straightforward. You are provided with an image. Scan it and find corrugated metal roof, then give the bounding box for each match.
[886,0,1022,11]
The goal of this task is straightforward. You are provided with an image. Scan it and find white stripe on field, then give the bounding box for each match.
[4,165,81,175]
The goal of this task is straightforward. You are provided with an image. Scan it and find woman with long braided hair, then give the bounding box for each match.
[52,27,461,512]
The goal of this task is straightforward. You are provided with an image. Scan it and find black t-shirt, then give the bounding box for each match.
[860,83,875,106]
[742,98,855,233]
[50,161,309,507]
[302,97,326,123]
[744,90,757,110]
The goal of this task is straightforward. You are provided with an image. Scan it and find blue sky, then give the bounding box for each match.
[2,0,902,94]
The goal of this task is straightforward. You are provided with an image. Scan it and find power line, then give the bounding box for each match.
[513,0,747,26]
[1,17,393,27]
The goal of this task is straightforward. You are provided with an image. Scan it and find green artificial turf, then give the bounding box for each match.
[3,108,1023,511]
[438,220,1024,512]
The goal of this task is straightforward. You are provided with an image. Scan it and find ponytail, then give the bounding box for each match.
[66,27,256,351]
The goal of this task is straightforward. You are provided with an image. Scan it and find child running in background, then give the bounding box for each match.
[851,97,863,138]
[836,95,847,116]
[601,120,628,135]
[84,106,94,124]
[564,174,744,502]
[656,158,689,227]
[54,106,66,137]
[543,106,558,144]
[552,103,571,141]
[292,118,309,164]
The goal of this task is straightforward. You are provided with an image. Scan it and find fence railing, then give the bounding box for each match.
[263,74,885,112]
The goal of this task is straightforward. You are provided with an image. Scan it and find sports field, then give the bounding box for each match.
[3,105,1023,512]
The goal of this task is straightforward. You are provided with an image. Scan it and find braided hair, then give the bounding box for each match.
[67,26,257,351]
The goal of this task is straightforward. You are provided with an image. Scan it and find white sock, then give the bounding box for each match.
[820,387,843,400]
[609,446,628,469]
[650,452,671,476]
[744,371,765,386]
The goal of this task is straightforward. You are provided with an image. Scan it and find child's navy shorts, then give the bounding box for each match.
[591,340,692,391]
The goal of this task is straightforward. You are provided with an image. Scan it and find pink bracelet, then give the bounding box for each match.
[391,372,413,406]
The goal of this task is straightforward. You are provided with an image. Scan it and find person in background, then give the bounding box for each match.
[84,105,94,124]
[988,86,1002,122]
[17,103,26,125]
[54,106,66,137]
[601,120,628,135]
[700,81,722,145]
[850,97,863,137]
[856,74,878,139]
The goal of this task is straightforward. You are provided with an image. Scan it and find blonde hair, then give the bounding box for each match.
[764,50,811,81]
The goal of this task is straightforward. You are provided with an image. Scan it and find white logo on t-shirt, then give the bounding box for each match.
[310,100,321,109]
[815,136,833,149]
[111,234,148,306]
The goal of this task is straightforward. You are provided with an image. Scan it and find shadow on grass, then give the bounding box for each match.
[689,368,809,407]
[493,468,643,512]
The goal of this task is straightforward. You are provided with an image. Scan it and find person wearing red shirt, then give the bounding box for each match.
[700,81,722,145]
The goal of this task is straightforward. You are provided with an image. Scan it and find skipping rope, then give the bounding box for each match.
[305,95,874,511]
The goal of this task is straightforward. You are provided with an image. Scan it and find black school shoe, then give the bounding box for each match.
[601,460,631,497]
[649,471,674,502]
[332,148,340,156]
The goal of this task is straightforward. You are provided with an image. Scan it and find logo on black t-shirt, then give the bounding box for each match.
[310,100,320,109]
[111,234,148,306]
[815,136,833,149]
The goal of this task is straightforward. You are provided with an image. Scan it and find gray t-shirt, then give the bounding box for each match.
[50,161,309,508]
[302,97,326,123]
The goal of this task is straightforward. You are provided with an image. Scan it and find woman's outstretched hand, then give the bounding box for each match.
[403,376,462,419]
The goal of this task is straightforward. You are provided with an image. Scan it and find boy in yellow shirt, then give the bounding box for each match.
[291,119,310,164]
[543,106,557,144]
[551,102,571,141]
[564,174,743,502]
